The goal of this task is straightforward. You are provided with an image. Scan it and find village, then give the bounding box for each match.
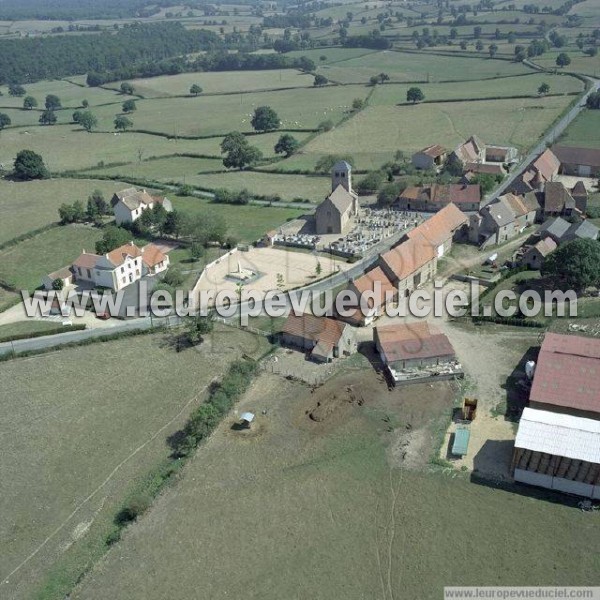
[6,135,594,502]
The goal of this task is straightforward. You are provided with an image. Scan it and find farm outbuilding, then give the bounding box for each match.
[374,322,456,371]
[512,408,600,499]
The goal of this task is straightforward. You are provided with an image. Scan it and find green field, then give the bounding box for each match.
[315,49,533,84]
[304,95,576,165]
[105,69,314,97]
[68,369,599,600]
[369,73,583,105]
[533,48,600,78]
[0,224,103,291]
[89,85,368,136]
[0,79,120,109]
[0,178,131,245]
[558,109,600,148]
[0,329,273,600]
[89,156,330,200]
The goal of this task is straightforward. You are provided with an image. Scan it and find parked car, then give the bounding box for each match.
[96,311,111,320]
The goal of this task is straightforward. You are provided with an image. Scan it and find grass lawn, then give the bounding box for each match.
[556,108,600,148]
[0,224,103,291]
[104,69,314,98]
[171,195,309,240]
[0,178,132,246]
[315,49,533,84]
[0,329,273,600]
[69,370,599,600]
[90,85,368,137]
[304,95,576,160]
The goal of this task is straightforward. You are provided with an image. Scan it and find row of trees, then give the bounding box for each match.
[58,190,111,225]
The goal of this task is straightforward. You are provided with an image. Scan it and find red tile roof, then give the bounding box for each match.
[532,149,560,182]
[281,313,347,347]
[141,243,167,268]
[106,242,143,267]
[349,266,396,309]
[408,203,468,248]
[399,184,480,206]
[552,145,600,169]
[73,251,101,269]
[375,321,456,363]
[419,144,446,158]
[530,333,600,414]
[380,233,436,281]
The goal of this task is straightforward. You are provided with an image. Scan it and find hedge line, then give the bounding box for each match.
[471,315,545,328]
[0,323,86,344]
[108,357,258,543]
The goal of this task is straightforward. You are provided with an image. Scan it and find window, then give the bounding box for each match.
[86,269,91,278]
[121,266,125,273]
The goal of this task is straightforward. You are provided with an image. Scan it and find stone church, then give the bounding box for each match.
[314,161,359,235]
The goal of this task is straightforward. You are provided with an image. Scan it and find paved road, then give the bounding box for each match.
[485,73,599,206]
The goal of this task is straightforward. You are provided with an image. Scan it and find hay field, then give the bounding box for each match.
[557,108,600,148]
[0,330,272,600]
[70,370,600,600]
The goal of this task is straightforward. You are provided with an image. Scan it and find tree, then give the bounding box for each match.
[114,115,133,130]
[377,182,401,206]
[313,74,328,86]
[0,113,11,130]
[13,150,48,180]
[45,94,61,110]
[95,226,130,254]
[8,84,26,97]
[220,131,263,169]
[488,43,498,57]
[82,99,89,108]
[475,40,484,51]
[251,106,280,132]
[315,261,322,277]
[87,189,109,219]
[78,111,98,132]
[586,91,600,109]
[406,87,425,103]
[39,110,57,125]
[352,98,365,110]
[186,313,214,345]
[190,242,205,260]
[23,96,37,110]
[52,278,64,291]
[122,99,137,113]
[274,134,299,157]
[556,52,571,68]
[543,239,600,291]
[72,110,83,123]
[120,82,135,95]
[585,47,598,57]
[163,210,185,238]
[538,82,550,96]
[190,84,203,95]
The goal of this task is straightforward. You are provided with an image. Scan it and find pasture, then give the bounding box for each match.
[315,49,533,84]
[304,95,576,164]
[104,69,314,97]
[0,178,131,245]
[369,72,583,105]
[0,224,102,291]
[70,369,600,600]
[0,329,272,600]
[91,156,330,201]
[89,85,368,136]
[557,109,600,148]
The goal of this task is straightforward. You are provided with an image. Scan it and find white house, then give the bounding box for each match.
[111,188,173,226]
[48,242,170,291]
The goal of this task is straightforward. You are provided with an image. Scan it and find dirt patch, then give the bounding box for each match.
[307,383,365,422]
